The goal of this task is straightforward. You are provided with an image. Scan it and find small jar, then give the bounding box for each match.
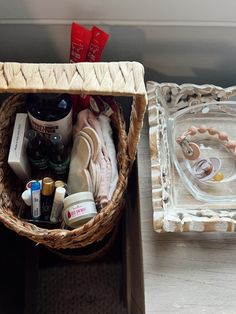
[63,192,97,228]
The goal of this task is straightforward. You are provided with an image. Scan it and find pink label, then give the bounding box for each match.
[66,202,96,221]
[67,206,86,220]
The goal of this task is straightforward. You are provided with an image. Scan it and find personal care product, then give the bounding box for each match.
[63,191,97,228]
[50,187,66,223]
[70,22,92,120]
[86,26,109,62]
[70,22,91,63]
[31,181,41,219]
[48,133,70,179]
[79,26,110,109]
[41,177,55,221]
[8,113,31,182]
[79,26,109,109]
[27,93,72,145]
[25,129,49,172]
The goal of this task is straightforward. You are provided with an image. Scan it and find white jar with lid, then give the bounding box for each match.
[63,191,97,228]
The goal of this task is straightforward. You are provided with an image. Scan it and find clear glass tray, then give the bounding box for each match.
[148,82,236,232]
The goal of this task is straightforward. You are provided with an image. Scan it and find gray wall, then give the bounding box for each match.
[1,0,236,87]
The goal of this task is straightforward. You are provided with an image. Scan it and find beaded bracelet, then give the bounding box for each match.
[176,125,236,182]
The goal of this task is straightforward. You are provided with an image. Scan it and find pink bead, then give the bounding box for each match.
[226,140,236,149]
[198,125,207,133]
[176,136,182,144]
[188,126,198,135]
[208,127,218,135]
[218,132,228,141]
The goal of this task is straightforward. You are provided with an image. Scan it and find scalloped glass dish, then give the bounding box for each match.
[147,82,236,232]
[167,101,236,206]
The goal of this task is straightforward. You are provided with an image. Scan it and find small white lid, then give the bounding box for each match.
[21,189,31,206]
[63,191,94,208]
[54,187,66,201]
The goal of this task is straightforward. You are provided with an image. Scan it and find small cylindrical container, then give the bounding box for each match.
[25,129,49,171]
[31,181,41,219]
[48,133,70,179]
[63,191,97,229]
[50,187,66,223]
[41,177,55,221]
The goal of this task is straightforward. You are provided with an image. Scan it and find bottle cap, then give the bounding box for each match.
[25,129,42,148]
[63,191,94,209]
[26,179,42,190]
[36,93,61,100]
[55,180,66,189]
[31,181,41,191]
[42,177,54,196]
[54,187,66,201]
[50,133,64,150]
[25,129,37,141]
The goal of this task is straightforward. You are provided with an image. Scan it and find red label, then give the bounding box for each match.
[86,26,109,62]
[70,22,91,63]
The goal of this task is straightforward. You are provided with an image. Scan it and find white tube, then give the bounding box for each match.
[50,187,66,223]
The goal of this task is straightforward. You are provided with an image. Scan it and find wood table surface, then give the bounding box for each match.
[129,113,236,314]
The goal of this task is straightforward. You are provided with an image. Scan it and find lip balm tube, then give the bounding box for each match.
[41,177,55,221]
[50,187,66,223]
[31,181,41,219]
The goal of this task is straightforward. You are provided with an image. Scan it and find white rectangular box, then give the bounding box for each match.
[8,113,31,182]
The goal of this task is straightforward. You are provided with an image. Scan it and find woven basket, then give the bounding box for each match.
[0,62,147,250]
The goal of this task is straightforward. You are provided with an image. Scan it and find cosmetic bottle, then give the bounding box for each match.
[27,93,72,145]
[48,133,70,180]
[41,177,55,221]
[31,181,41,219]
[25,129,49,172]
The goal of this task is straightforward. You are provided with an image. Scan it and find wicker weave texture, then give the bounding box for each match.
[0,61,147,250]
[0,62,145,96]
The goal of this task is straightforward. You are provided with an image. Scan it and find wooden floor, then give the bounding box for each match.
[129,113,236,314]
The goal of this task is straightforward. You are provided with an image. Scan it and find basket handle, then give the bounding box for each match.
[127,95,147,161]
[0,61,147,162]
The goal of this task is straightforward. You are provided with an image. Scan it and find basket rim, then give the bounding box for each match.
[0,61,146,97]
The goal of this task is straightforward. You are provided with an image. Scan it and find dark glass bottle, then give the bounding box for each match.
[48,133,70,180]
[41,177,55,221]
[27,93,72,145]
[25,129,49,172]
